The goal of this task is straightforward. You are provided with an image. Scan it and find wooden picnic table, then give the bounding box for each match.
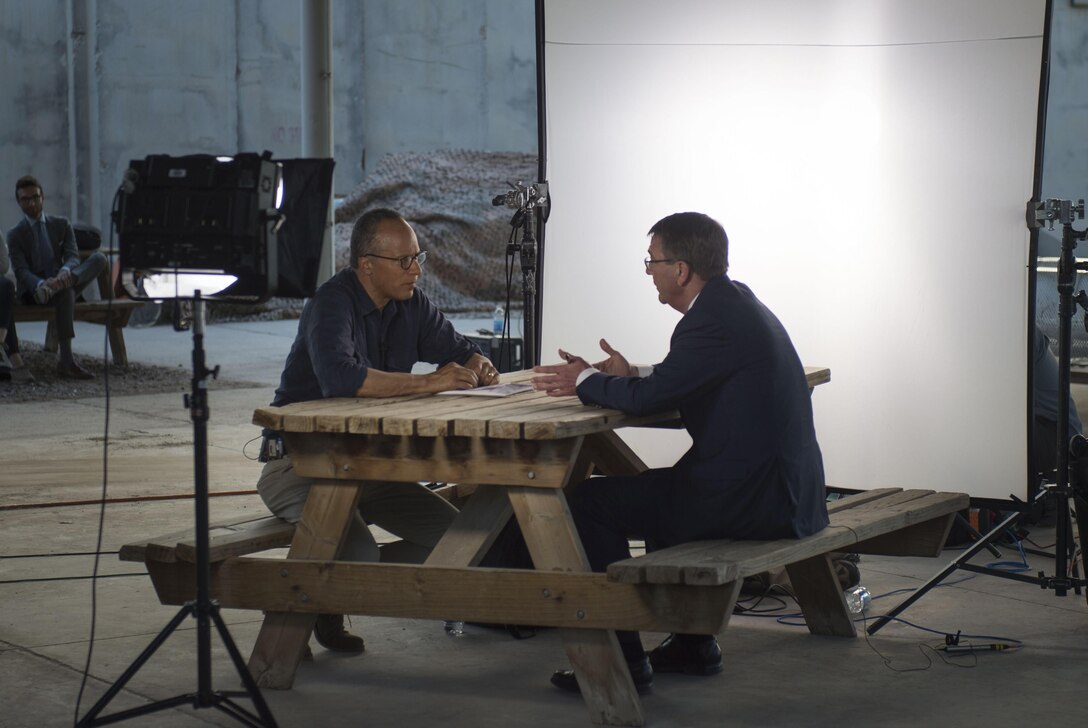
[241,366,831,726]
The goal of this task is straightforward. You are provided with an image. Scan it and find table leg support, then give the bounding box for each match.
[507,486,644,726]
[785,553,856,637]
[248,482,362,689]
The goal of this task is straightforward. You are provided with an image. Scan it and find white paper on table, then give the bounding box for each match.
[435,383,534,397]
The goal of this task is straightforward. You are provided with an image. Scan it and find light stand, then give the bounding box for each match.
[867,198,1088,635]
[78,293,277,727]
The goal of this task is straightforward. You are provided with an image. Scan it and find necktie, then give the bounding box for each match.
[33,219,56,277]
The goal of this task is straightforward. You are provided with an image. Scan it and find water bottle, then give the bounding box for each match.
[492,304,504,335]
[443,620,465,637]
[844,585,871,614]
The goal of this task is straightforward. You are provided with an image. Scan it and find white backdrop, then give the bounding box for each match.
[539,0,1047,500]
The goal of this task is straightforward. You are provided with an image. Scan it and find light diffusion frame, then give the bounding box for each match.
[537,0,1049,503]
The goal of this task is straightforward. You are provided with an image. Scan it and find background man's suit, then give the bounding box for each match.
[7,214,103,341]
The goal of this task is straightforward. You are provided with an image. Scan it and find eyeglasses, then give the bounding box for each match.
[17,193,42,204]
[644,257,678,271]
[365,250,427,270]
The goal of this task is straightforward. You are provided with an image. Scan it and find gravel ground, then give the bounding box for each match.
[0,343,263,403]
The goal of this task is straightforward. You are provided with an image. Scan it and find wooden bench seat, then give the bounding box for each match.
[123,488,967,642]
[12,250,143,367]
[608,487,968,637]
[119,515,295,566]
[15,299,143,367]
[118,486,966,726]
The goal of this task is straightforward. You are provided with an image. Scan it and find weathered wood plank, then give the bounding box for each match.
[608,490,967,586]
[851,513,957,557]
[248,482,362,690]
[143,559,733,634]
[582,431,648,477]
[175,517,295,563]
[121,514,289,564]
[826,488,903,513]
[785,553,856,637]
[285,432,578,488]
[803,366,831,388]
[507,485,643,726]
[425,485,513,567]
[253,367,830,441]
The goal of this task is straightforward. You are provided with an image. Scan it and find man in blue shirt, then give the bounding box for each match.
[257,207,500,653]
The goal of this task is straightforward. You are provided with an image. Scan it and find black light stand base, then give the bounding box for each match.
[866,488,1088,636]
[77,294,277,727]
[76,601,277,727]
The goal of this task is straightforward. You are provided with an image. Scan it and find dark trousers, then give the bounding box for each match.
[20,252,107,340]
[0,276,19,354]
[567,468,796,659]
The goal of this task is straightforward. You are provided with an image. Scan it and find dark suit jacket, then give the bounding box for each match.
[7,215,79,298]
[576,275,829,538]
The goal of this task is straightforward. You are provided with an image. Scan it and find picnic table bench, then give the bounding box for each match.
[117,367,968,726]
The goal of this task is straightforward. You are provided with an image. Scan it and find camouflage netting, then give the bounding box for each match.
[335,149,538,313]
[205,149,536,323]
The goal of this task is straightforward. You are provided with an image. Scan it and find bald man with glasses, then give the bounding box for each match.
[255,207,500,655]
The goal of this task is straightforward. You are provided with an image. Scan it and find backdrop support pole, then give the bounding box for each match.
[867,201,1088,633]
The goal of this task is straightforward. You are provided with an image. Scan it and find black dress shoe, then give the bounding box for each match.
[313,613,365,654]
[648,634,722,675]
[550,654,653,695]
[57,360,95,380]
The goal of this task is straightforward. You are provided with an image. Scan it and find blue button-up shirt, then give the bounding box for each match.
[272,268,481,407]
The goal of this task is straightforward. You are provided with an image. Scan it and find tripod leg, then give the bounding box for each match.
[953,511,1002,557]
[77,604,193,726]
[866,509,1023,635]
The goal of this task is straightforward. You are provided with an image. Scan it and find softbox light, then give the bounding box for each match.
[117,152,284,302]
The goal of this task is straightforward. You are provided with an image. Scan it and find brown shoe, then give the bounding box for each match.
[10,367,35,383]
[313,614,364,654]
[57,360,95,380]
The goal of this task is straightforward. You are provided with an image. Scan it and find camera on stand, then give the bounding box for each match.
[492,180,549,215]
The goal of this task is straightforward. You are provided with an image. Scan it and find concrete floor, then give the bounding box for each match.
[2,319,1086,728]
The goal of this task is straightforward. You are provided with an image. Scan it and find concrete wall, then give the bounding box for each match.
[0,0,536,234]
[0,2,1081,239]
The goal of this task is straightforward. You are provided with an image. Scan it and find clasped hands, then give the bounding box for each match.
[40,268,74,294]
[532,338,632,397]
[430,352,501,391]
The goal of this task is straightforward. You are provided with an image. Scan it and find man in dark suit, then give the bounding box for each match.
[8,175,107,379]
[533,211,828,694]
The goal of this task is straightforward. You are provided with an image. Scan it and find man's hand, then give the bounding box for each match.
[592,338,634,377]
[427,361,480,392]
[532,349,589,397]
[464,352,501,387]
[55,268,74,289]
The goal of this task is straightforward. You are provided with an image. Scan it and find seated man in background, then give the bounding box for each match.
[7,175,106,379]
[1032,324,1083,476]
[533,212,828,694]
[1029,324,1088,521]
[0,230,32,381]
[256,207,501,654]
